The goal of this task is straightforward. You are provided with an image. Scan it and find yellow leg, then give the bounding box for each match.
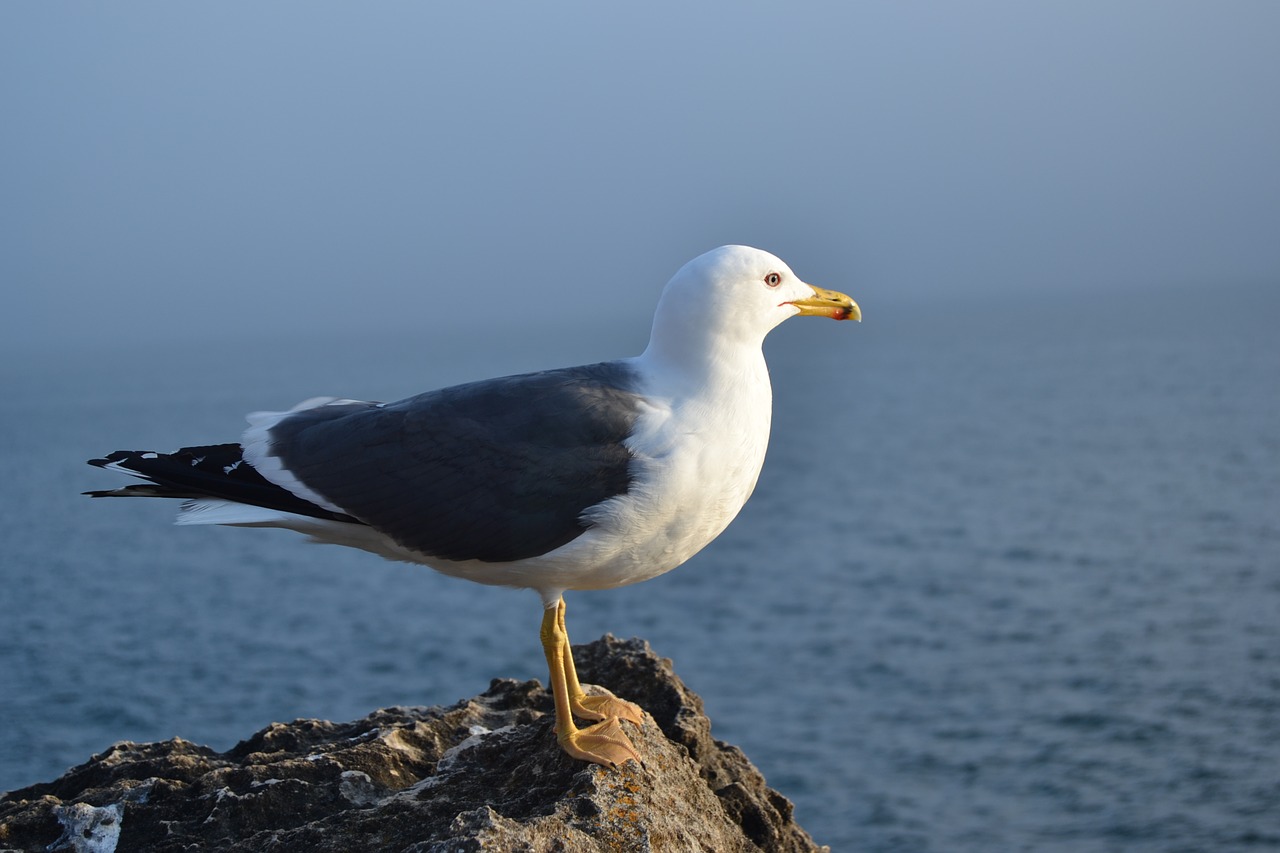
[557,599,644,726]
[540,597,641,768]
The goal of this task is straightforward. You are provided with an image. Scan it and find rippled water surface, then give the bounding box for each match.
[3,285,1278,851]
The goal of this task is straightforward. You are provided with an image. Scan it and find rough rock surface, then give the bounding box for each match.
[0,636,827,852]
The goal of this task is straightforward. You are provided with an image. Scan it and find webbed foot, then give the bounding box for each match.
[571,692,644,727]
[558,716,642,769]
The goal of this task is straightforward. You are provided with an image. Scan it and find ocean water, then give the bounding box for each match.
[2,283,1278,851]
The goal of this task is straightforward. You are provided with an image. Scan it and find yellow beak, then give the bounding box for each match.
[786,286,861,321]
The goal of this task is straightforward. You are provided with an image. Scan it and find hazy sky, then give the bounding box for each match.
[4,2,1278,351]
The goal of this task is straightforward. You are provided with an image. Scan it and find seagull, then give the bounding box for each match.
[86,245,860,768]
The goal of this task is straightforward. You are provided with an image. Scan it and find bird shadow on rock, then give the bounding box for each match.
[0,636,826,853]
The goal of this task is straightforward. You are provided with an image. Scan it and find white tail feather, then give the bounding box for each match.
[175,499,422,564]
[176,499,301,527]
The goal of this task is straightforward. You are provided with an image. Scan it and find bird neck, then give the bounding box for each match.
[638,327,771,399]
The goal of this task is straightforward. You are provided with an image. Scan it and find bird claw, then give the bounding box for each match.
[559,717,642,769]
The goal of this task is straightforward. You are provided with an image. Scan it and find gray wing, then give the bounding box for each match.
[266,361,643,563]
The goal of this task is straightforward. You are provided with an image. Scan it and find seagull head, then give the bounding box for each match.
[645,245,859,362]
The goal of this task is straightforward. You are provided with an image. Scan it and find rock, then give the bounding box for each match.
[0,637,827,852]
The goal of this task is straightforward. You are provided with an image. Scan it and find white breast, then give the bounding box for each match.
[545,350,775,592]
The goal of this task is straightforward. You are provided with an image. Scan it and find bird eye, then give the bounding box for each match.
[764,272,782,287]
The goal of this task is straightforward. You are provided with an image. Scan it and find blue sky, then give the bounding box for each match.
[4,1,1278,351]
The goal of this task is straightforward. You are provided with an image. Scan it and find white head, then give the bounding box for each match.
[642,245,858,367]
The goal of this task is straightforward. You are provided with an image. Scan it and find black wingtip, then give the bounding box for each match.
[87,451,132,469]
[83,444,364,523]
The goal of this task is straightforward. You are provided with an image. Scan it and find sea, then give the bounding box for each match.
[2,282,1277,852]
